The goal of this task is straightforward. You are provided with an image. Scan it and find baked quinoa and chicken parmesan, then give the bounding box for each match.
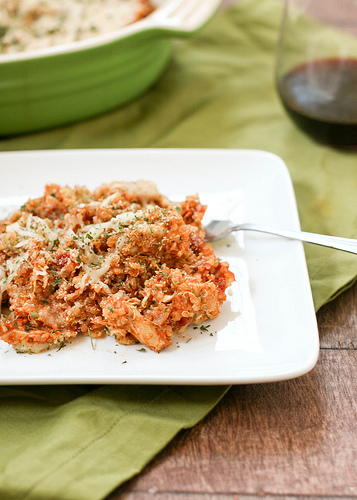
[0,181,234,354]
[0,0,155,55]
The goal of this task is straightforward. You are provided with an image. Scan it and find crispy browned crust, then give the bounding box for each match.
[0,181,235,353]
[1,0,156,55]
[135,0,155,20]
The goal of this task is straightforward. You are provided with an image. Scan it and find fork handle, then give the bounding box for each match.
[234,223,357,255]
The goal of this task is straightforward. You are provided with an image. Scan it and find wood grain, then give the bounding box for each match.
[107,1,357,498]
[120,496,357,500]
[110,284,357,500]
[318,284,357,349]
[113,348,357,498]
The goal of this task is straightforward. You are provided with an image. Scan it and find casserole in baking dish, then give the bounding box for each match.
[0,0,220,136]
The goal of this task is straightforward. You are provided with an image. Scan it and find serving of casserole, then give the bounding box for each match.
[0,0,220,136]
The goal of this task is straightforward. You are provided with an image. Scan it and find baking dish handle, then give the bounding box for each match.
[149,0,222,36]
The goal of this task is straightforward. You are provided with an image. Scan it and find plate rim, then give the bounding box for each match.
[0,148,319,385]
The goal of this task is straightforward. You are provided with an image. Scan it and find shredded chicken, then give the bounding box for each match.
[0,181,235,353]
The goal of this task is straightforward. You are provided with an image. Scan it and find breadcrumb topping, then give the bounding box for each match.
[0,0,155,54]
[0,181,234,353]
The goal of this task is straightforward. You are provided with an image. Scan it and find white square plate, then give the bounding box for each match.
[0,149,319,385]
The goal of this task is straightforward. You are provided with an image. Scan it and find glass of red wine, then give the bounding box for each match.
[276,0,357,147]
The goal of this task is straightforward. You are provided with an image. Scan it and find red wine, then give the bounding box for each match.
[278,58,357,146]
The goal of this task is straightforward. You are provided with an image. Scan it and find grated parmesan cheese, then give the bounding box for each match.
[0,0,155,55]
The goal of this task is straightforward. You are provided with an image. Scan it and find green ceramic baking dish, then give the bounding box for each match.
[0,0,220,136]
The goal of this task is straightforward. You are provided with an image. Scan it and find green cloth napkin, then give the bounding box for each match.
[0,1,356,499]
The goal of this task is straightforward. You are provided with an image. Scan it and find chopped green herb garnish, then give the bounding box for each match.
[40,299,49,304]
[52,278,62,287]
[30,312,39,319]
[108,307,114,313]
[25,323,31,332]
[20,204,27,210]
[56,342,65,352]
[137,348,146,352]
[185,337,192,343]
[50,193,57,198]
[88,331,96,351]
[199,325,209,332]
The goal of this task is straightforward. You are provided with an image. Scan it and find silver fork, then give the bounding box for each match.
[205,220,357,254]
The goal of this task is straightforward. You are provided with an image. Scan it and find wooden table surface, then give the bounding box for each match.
[109,283,356,500]
[110,1,357,498]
